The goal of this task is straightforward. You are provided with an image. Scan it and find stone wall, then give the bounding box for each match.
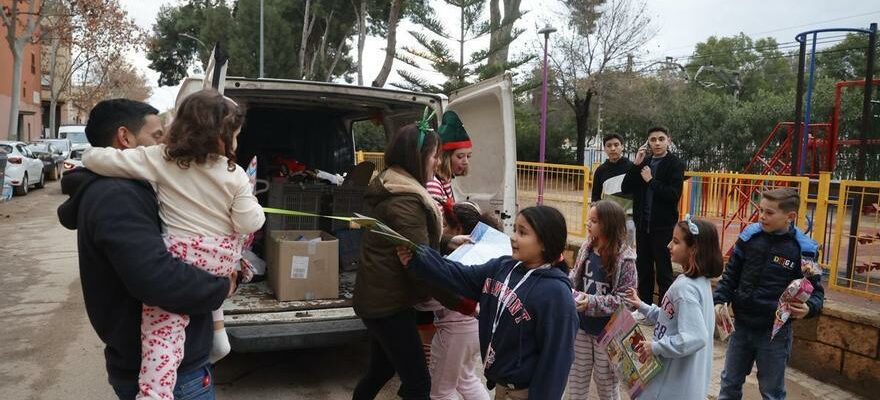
[790,299,880,399]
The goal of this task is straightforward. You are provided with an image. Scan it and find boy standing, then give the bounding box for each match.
[714,188,825,400]
[591,133,633,203]
[621,126,686,304]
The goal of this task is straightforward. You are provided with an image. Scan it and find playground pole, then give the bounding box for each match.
[846,23,876,283]
[792,40,807,176]
[856,23,876,181]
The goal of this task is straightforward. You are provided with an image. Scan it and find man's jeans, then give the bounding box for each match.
[718,322,793,400]
[112,364,215,400]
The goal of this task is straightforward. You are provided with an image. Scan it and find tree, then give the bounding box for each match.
[816,33,880,82]
[394,0,494,93]
[62,0,144,118]
[1,0,47,140]
[482,0,530,78]
[146,1,357,86]
[549,0,654,164]
[41,0,141,137]
[105,61,152,101]
[688,34,795,100]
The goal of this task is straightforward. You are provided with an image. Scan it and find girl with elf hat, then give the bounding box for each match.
[427,111,473,210]
[418,110,475,373]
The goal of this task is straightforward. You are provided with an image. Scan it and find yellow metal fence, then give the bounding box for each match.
[356,151,877,300]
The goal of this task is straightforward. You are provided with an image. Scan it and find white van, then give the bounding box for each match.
[176,68,517,352]
[58,125,90,151]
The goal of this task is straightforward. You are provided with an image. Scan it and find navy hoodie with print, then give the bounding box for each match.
[408,247,578,400]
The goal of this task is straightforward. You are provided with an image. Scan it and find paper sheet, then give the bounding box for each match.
[447,222,512,265]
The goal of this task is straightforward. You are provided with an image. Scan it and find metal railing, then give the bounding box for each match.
[355,151,385,172]
[828,180,880,300]
[681,172,811,257]
[516,161,591,237]
[354,151,878,300]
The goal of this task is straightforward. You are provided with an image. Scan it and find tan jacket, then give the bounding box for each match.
[353,166,460,319]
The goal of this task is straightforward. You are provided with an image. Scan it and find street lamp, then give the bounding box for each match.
[180,33,208,74]
[537,24,556,206]
[180,33,208,51]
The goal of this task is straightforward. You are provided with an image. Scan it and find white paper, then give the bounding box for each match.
[447,222,512,265]
[602,174,625,196]
[291,256,309,279]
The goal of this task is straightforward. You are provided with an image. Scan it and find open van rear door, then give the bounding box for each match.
[175,43,229,107]
[445,74,517,234]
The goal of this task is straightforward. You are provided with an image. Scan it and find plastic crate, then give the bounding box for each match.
[266,182,330,231]
[330,186,367,231]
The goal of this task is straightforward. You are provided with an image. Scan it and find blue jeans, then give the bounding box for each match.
[112,364,215,400]
[718,322,793,400]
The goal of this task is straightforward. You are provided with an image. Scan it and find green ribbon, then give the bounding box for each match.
[416,107,436,150]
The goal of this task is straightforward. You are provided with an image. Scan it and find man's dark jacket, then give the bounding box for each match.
[621,152,686,230]
[57,169,229,386]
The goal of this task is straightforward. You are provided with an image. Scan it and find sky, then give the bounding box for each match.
[118,0,880,112]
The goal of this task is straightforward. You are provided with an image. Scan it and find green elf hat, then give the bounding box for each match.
[438,111,472,151]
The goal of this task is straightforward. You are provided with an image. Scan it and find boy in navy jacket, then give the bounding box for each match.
[714,188,824,400]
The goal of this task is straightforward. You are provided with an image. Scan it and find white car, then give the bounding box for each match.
[58,125,90,151]
[0,141,46,196]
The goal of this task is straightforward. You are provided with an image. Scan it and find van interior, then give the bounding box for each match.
[227,87,437,300]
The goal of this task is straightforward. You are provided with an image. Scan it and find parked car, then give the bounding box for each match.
[0,141,45,195]
[27,142,66,180]
[63,147,87,173]
[38,138,73,159]
[58,125,90,151]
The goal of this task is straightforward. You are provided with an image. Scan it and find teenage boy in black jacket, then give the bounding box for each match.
[591,133,633,203]
[621,126,686,305]
[57,99,235,400]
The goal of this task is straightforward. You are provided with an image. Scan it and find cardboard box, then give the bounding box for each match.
[267,230,339,301]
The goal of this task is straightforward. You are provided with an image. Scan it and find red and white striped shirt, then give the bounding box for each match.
[427,176,454,203]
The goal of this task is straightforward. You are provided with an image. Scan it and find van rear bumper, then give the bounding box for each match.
[225,307,366,352]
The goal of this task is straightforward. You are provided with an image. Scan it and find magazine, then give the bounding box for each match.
[598,306,663,398]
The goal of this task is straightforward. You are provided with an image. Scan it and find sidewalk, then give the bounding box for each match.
[705,338,863,400]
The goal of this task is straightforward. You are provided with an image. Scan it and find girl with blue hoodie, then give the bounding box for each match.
[623,216,724,399]
[398,206,579,400]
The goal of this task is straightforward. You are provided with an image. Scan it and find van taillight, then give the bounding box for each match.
[8,157,21,164]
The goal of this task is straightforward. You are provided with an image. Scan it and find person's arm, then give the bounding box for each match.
[87,181,229,314]
[407,246,504,301]
[81,145,163,182]
[591,167,604,203]
[529,294,578,400]
[637,302,662,324]
[804,273,825,318]
[230,167,265,234]
[582,257,638,317]
[649,158,685,203]
[713,241,745,305]
[650,298,709,359]
[620,162,644,195]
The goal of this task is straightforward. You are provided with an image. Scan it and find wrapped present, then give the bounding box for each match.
[715,303,735,342]
[771,278,814,341]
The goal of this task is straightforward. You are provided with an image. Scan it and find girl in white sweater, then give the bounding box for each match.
[83,90,265,400]
[623,216,723,399]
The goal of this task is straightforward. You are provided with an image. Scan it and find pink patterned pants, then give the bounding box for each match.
[137,234,242,400]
